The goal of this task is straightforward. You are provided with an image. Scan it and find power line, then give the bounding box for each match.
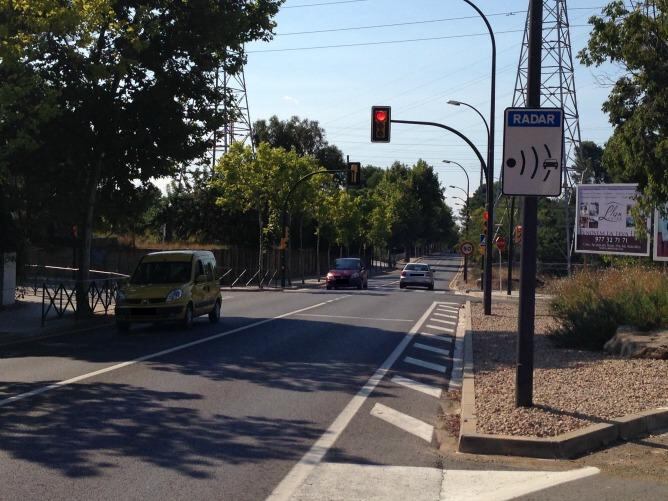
[248,25,591,53]
[283,0,369,8]
[276,12,526,36]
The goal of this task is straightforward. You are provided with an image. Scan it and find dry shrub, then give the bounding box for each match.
[550,267,668,349]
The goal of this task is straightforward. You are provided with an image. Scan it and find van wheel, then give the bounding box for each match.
[182,304,194,329]
[363,280,368,290]
[209,300,221,324]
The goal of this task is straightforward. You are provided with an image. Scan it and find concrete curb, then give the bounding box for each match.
[457,304,668,459]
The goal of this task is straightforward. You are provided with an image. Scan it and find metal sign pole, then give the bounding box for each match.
[516,0,543,408]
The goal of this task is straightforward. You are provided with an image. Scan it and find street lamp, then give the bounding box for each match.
[446,102,489,188]
[456,0,496,316]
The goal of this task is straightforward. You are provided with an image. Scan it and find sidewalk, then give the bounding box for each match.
[0,293,114,346]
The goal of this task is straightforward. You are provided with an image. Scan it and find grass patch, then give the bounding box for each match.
[549,267,668,350]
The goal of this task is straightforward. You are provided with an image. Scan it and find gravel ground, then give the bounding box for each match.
[471,301,668,437]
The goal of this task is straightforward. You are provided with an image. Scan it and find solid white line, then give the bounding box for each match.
[391,375,442,398]
[426,324,455,333]
[414,343,451,356]
[0,295,351,409]
[267,301,440,501]
[404,357,447,373]
[435,291,445,295]
[429,318,457,326]
[370,403,433,442]
[296,313,413,322]
[433,312,458,319]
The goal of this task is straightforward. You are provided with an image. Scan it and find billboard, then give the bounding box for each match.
[575,184,650,256]
[654,206,668,262]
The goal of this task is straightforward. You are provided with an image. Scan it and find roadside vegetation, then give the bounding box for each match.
[549,267,668,350]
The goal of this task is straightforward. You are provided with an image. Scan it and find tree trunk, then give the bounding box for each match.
[316,226,321,281]
[76,155,104,318]
[258,209,263,288]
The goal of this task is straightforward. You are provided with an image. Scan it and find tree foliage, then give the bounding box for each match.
[579,1,668,215]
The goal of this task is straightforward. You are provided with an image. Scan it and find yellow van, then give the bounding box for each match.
[115,250,222,331]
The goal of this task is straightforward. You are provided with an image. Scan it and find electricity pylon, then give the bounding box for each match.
[512,0,582,274]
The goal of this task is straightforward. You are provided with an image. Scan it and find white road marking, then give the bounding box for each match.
[414,342,450,356]
[221,296,233,300]
[429,318,457,326]
[435,291,445,295]
[289,464,443,501]
[267,301,440,501]
[404,356,447,373]
[391,375,442,398]
[296,313,413,322]
[370,403,434,442]
[433,312,458,319]
[436,305,459,312]
[426,324,455,333]
[441,467,600,501]
[447,301,468,393]
[0,295,351,409]
[436,301,460,306]
[419,332,453,344]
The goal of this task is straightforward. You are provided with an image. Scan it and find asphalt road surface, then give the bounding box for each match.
[1,253,666,500]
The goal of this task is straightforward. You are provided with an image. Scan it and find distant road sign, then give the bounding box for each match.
[460,241,474,256]
[495,236,507,252]
[502,108,564,196]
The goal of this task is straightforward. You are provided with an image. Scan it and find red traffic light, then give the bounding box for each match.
[374,110,387,122]
[483,210,489,222]
[371,106,391,143]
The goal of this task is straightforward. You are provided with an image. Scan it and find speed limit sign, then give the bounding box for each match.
[460,241,474,256]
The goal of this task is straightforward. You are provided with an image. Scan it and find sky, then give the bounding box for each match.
[238,0,619,211]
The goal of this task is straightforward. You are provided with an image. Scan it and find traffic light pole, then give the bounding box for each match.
[516,0,543,408]
[280,169,345,288]
[393,119,490,307]
[507,196,515,295]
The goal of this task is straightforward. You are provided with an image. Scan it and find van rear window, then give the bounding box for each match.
[131,261,191,284]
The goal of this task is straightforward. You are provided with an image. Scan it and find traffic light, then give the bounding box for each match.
[514,224,523,243]
[371,106,391,142]
[347,162,362,186]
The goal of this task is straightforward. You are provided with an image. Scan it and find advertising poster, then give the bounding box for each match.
[575,184,650,256]
[654,206,668,262]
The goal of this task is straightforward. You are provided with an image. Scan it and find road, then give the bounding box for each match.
[0,254,666,500]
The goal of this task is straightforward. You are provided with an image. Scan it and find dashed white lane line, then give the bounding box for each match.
[390,375,442,398]
[370,403,433,442]
[429,318,457,326]
[404,356,447,373]
[414,342,451,356]
[296,313,414,323]
[267,301,440,501]
[0,295,352,409]
[426,324,455,333]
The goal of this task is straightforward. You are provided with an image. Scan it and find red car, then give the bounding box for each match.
[326,258,368,290]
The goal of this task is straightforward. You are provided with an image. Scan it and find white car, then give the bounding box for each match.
[400,263,435,290]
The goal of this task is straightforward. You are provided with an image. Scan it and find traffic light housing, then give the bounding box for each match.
[347,162,362,186]
[371,106,391,142]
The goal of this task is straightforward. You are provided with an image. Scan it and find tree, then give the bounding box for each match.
[213,142,323,283]
[579,1,668,216]
[253,115,346,174]
[0,0,282,312]
[573,141,611,184]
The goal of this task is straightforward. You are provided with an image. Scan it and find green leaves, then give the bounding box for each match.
[578,1,668,215]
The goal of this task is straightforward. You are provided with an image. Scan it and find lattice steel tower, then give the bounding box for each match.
[211,60,254,170]
[512,0,582,272]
